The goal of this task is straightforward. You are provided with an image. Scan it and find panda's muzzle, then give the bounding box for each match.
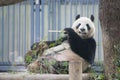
[79,31,87,35]
[80,28,85,32]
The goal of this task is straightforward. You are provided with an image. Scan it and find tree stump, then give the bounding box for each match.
[69,60,82,80]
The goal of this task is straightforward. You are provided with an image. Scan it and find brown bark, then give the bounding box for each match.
[0,0,24,6]
[99,0,120,79]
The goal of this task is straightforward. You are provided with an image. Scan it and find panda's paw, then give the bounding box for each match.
[64,28,74,34]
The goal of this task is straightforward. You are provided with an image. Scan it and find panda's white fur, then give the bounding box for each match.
[72,17,95,39]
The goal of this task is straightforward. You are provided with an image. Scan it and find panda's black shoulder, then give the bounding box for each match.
[86,37,96,47]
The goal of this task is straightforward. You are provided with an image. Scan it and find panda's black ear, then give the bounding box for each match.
[90,15,94,22]
[75,14,80,20]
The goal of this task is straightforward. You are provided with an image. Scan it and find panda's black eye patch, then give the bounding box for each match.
[76,23,81,29]
[86,24,91,30]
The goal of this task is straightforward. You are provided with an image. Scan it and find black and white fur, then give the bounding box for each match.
[64,14,96,64]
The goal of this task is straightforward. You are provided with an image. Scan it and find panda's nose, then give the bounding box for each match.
[80,28,85,31]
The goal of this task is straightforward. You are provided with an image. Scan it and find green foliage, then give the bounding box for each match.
[112,44,120,79]
[84,62,105,80]
[25,31,65,66]
[32,43,37,50]
[86,67,105,80]
[114,45,120,69]
[24,53,37,66]
[38,58,56,73]
[48,37,65,48]
[53,61,69,74]
[27,58,69,74]
[90,72,105,80]
[24,41,49,66]
[25,33,69,74]
[25,55,32,64]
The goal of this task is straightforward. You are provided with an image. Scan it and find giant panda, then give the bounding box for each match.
[41,14,96,71]
[28,14,96,72]
[63,14,96,65]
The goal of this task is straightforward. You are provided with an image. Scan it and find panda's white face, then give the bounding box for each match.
[72,17,95,39]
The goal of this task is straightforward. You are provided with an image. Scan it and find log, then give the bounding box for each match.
[69,60,82,80]
[0,73,90,80]
[0,0,24,6]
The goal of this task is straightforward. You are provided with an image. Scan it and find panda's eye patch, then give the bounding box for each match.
[76,23,81,29]
[86,24,91,30]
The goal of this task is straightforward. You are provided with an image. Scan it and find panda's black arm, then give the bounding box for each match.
[64,28,84,43]
[64,28,88,55]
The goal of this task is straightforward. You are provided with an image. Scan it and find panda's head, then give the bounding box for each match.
[72,15,95,39]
